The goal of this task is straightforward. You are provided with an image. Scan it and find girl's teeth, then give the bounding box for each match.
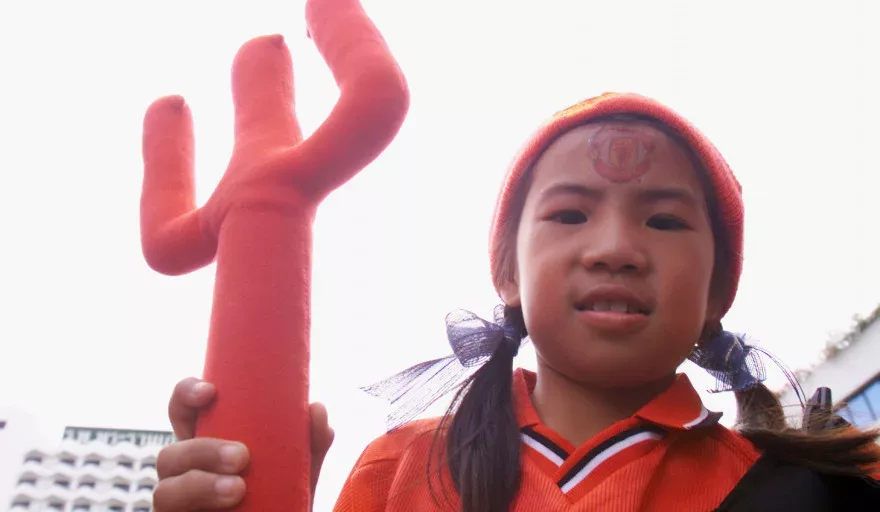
[609,302,628,313]
[587,301,638,313]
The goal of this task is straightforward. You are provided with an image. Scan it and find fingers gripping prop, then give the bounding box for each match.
[140,0,409,509]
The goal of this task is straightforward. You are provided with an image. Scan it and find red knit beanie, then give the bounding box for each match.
[489,92,744,317]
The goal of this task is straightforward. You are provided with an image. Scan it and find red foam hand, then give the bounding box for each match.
[140,0,409,509]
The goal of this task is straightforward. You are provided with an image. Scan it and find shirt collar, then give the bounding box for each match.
[513,368,722,431]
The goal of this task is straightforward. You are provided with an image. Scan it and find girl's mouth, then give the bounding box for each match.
[576,300,649,315]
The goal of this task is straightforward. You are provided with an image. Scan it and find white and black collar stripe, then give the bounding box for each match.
[682,407,724,430]
[557,426,665,494]
[521,426,570,466]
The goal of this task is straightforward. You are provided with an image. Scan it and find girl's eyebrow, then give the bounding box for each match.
[540,183,698,208]
[637,187,699,208]
[539,183,602,200]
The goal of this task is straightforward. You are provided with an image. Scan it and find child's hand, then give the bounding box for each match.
[153,378,335,511]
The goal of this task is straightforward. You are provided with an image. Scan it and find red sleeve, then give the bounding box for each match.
[333,458,398,511]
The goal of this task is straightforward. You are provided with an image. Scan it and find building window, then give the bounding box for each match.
[17,477,37,486]
[118,460,134,469]
[134,508,151,512]
[109,506,124,512]
[60,457,76,466]
[862,380,880,415]
[24,455,42,464]
[47,502,64,510]
[72,505,91,512]
[137,483,155,492]
[11,499,30,508]
[838,375,880,429]
[114,482,130,492]
[0,420,6,429]
[54,479,71,488]
[78,480,96,489]
[84,458,100,467]
[848,394,875,426]
[141,462,156,470]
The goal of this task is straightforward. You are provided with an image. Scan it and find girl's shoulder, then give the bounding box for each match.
[354,417,444,469]
[334,418,447,512]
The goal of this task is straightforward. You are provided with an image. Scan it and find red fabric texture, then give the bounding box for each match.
[489,93,744,316]
[334,369,761,511]
[139,0,409,509]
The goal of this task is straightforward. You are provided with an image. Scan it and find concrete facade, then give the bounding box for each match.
[1,410,173,512]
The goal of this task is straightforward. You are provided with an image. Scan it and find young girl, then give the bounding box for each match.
[153,93,880,511]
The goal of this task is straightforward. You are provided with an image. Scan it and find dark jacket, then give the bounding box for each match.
[717,455,880,511]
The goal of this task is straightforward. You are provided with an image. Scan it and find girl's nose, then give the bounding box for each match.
[578,218,648,275]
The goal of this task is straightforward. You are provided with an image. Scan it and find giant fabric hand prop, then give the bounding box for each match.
[139,0,409,509]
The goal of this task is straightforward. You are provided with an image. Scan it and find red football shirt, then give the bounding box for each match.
[333,368,762,511]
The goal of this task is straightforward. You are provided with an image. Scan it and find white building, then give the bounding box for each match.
[779,307,880,430]
[1,410,173,512]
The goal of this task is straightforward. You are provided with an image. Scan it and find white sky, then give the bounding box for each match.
[1,0,879,509]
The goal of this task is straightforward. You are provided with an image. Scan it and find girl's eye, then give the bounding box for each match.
[647,215,689,231]
[549,210,587,224]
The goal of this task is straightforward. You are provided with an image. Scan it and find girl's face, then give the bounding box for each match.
[500,121,721,388]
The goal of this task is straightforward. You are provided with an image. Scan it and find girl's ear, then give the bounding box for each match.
[498,278,521,308]
[698,290,725,346]
[705,273,727,332]
[708,298,726,327]
[697,319,722,346]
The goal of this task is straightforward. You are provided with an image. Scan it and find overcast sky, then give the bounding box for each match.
[1,0,878,509]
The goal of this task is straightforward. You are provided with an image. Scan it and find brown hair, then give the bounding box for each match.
[432,115,880,512]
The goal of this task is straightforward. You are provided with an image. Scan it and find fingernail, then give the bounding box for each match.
[220,443,245,468]
[215,476,241,496]
[191,381,212,396]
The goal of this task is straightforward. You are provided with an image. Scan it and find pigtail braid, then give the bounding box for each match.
[428,306,525,512]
